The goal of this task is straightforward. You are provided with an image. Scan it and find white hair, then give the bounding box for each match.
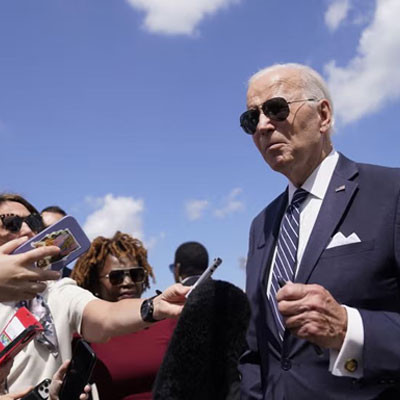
[249,63,335,130]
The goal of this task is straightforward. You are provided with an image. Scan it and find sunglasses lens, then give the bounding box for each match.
[109,270,124,285]
[263,97,290,121]
[26,214,45,233]
[240,109,260,135]
[2,216,23,233]
[130,268,145,283]
[108,268,146,285]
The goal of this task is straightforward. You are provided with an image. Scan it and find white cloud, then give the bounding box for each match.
[324,0,350,32]
[325,0,400,124]
[185,199,209,221]
[83,194,144,240]
[125,0,239,36]
[214,187,244,218]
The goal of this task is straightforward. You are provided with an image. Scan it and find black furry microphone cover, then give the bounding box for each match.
[153,279,250,400]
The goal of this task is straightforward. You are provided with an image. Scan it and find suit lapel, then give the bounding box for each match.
[295,154,359,284]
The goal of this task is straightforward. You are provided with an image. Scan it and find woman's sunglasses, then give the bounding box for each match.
[240,97,318,135]
[0,213,44,233]
[102,267,146,286]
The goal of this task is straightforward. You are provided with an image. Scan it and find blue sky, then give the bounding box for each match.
[1,0,399,293]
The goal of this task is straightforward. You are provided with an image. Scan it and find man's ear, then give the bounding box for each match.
[319,99,332,134]
[173,263,181,283]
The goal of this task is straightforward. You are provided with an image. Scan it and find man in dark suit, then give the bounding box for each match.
[238,63,400,399]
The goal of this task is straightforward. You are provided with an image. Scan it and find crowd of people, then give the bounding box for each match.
[1,62,400,400]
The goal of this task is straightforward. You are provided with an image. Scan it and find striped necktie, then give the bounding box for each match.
[269,188,308,340]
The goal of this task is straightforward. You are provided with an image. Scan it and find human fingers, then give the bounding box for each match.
[0,237,29,255]
[79,384,91,400]
[276,282,320,302]
[19,246,60,268]
[278,284,326,317]
[283,291,347,350]
[4,386,33,399]
[162,283,190,302]
[52,360,70,381]
[49,360,70,400]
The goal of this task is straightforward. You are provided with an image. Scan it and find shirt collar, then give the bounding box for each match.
[288,150,339,202]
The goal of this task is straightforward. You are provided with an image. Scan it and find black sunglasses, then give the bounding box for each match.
[102,267,146,286]
[0,213,44,233]
[240,97,318,135]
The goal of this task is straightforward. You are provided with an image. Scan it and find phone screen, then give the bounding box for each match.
[58,339,96,400]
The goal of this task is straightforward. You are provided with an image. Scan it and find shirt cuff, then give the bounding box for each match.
[329,305,364,378]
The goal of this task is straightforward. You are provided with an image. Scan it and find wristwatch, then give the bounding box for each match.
[140,294,159,323]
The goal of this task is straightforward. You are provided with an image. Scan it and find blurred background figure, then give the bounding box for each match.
[41,206,67,228]
[71,232,177,400]
[170,241,209,286]
[41,205,71,277]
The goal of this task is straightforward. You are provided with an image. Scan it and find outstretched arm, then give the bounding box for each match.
[81,283,189,342]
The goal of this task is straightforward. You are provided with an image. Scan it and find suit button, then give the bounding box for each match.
[281,358,292,371]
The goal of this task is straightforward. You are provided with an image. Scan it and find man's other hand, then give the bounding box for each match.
[277,282,347,350]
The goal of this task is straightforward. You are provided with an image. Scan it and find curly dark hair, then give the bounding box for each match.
[71,231,155,294]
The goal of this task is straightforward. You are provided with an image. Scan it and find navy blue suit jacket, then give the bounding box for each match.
[240,154,400,400]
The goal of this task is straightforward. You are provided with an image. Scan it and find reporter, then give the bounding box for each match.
[0,194,189,393]
[0,237,60,302]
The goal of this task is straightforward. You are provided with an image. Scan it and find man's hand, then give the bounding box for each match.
[152,283,190,320]
[0,237,61,302]
[277,282,347,350]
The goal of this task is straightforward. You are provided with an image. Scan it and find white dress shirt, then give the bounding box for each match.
[266,150,364,378]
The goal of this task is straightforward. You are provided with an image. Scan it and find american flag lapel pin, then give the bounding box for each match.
[335,185,346,192]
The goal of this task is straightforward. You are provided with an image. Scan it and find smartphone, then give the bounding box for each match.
[12,216,91,271]
[0,308,43,366]
[185,257,222,297]
[58,339,96,400]
[21,378,51,400]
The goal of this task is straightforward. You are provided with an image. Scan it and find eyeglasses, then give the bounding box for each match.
[240,97,318,135]
[101,267,146,286]
[0,213,44,233]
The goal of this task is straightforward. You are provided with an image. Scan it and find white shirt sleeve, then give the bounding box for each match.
[329,305,363,378]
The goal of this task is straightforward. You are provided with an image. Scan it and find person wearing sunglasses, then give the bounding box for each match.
[0,194,61,302]
[239,63,400,400]
[71,232,178,400]
[0,194,189,395]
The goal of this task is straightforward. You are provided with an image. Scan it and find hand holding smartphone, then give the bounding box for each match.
[12,216,91,271]
[58,339,96,400]
[20,379,51,400]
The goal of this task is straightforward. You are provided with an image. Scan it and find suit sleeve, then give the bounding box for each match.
[239,219,263,400]
[359,187,400,380]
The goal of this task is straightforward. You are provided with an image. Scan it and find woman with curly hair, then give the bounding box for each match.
[71,232,177,400]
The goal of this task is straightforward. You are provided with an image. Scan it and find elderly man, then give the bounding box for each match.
[239,63,400,399]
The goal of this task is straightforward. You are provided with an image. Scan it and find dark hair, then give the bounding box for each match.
[0,193,40,215]
[174,241,209,278]
[41,206,67,216]
[71,231,155,294]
